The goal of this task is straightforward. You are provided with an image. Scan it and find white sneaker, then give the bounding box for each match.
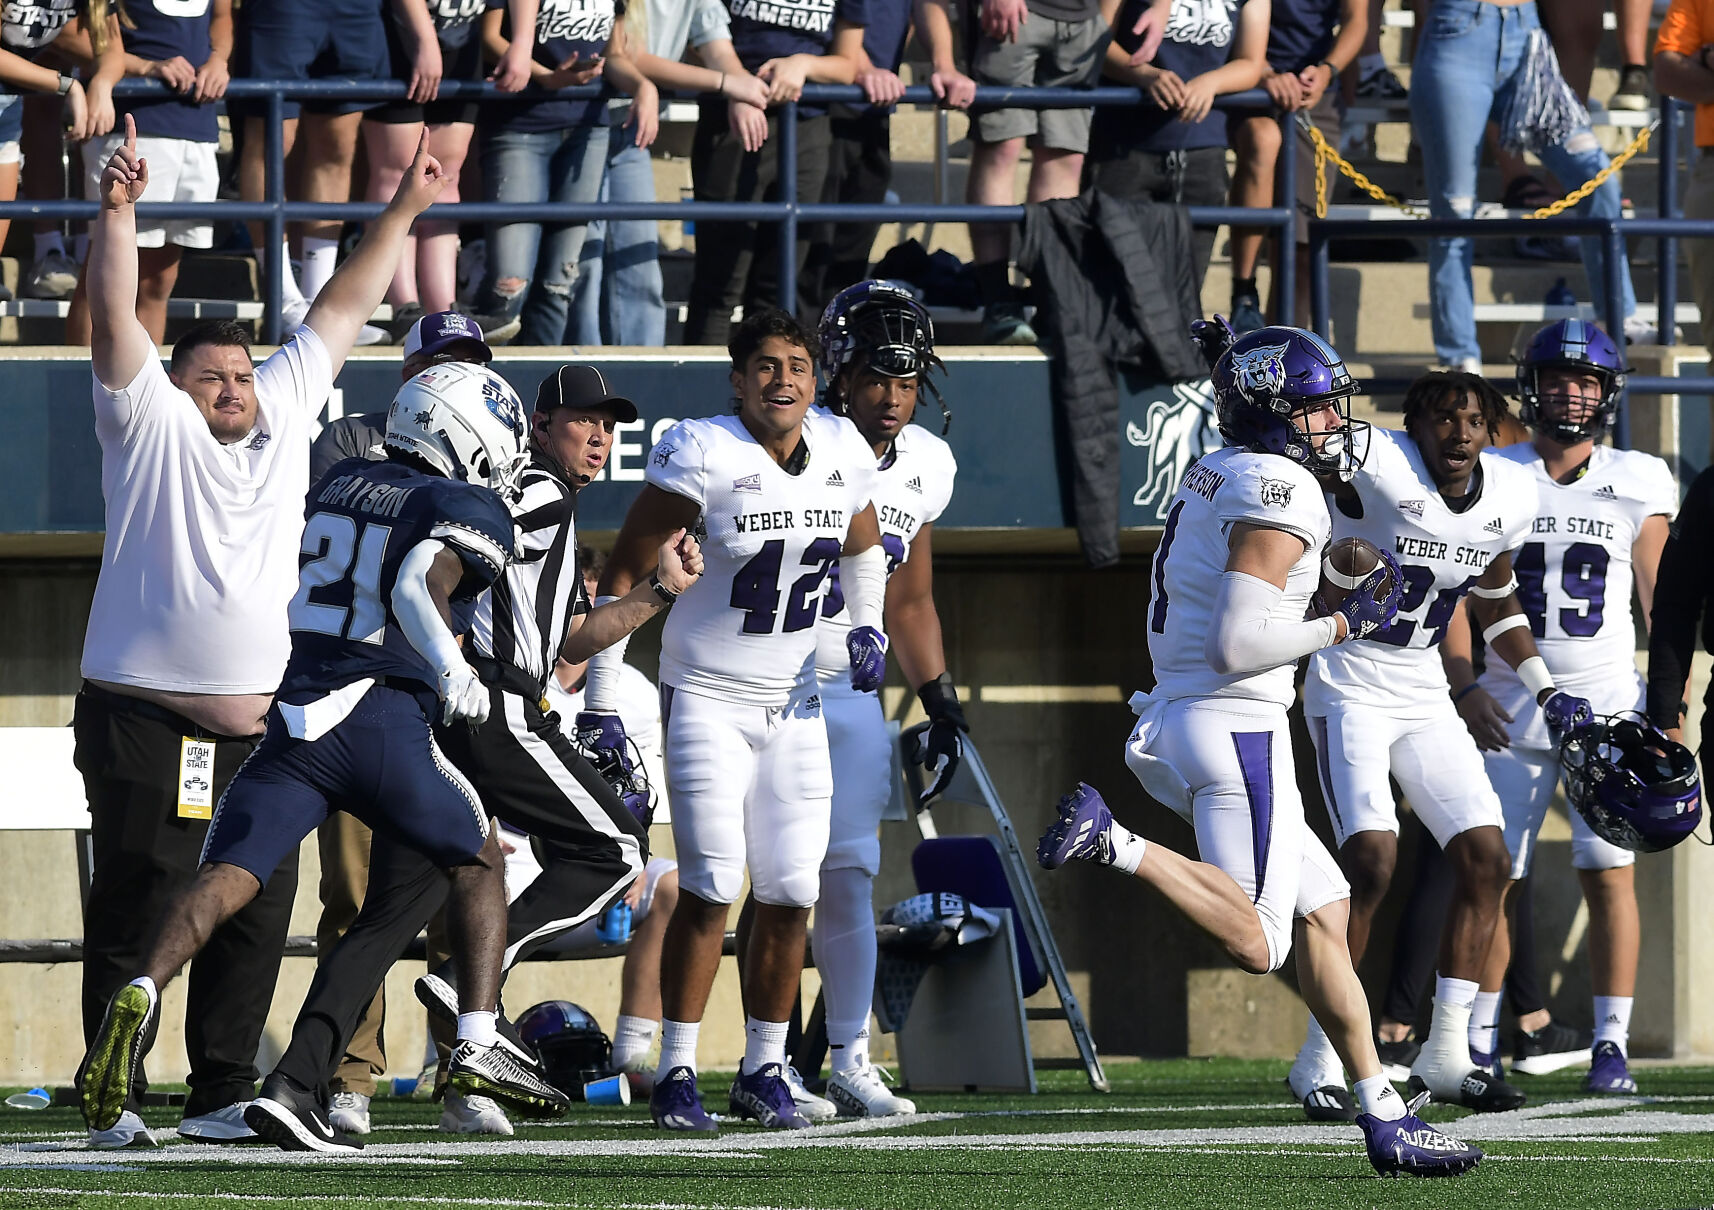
[279,297,310,336]
[354,322,390,346]
[328,1090,372,1135]
[1623,315,1681,346]
[783,1064,837,1121]
[440,1088,514,1136]
[826,1064,916,1118]
[25,249,79,299]
[89,1109,157,1149]
[178,1102,258,1142]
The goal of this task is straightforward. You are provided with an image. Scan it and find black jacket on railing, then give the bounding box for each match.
[1017,190,1206,569]
[1647,463,1714,730]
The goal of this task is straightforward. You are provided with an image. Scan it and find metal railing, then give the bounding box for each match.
[7,78,1300,344]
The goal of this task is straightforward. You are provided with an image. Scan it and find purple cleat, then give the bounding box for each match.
[728,1063,812,1130]
[1359,1092,1483,1178]
[1585,1040,1638,1094]
[1036,784,1115,870]
[650,1065,719,1133]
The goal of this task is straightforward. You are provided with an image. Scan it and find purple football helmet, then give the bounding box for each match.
[516,1000,612,1097]
[817,279,949,432]
[1559,714,1702,853]
[1208,324,1368,481]
[1516,318,1628,443]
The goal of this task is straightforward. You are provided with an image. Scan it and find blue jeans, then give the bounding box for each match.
[1409,0,1636,365]
[478,124,609,346]
[568,121,666,346]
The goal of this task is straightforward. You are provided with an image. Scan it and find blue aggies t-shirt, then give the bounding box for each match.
[278,459,516,710]
[116,0,219,143]
[1094,0,1249,152]
[728,0,867,116]
[428,0,495,49]
[493,0,619,132]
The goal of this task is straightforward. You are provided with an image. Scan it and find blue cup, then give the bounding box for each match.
[583,1073,631,1106]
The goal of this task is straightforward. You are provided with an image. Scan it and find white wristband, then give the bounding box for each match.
[1481,612,1529,644]
[1516,654,1555,698]
[583,594,628,710]
[840,544,888,631]
[1469,575,1519,600]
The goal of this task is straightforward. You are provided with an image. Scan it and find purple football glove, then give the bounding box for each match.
[1334,548,1405,640]
[575,710,634,774]
[847,625,889,693]
[1542,691,1594,745]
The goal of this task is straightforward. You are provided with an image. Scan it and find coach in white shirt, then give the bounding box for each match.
[69,117,450,1149]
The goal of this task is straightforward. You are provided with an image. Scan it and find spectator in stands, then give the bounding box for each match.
[1087,0,1270,289]
[63,0,230,347]
[1409,0,1645,372]
[568,0,769,346]
[682,0,866,343]
[1656,0,1714,361]
[965,0,1109,345]
[74,118,444,1148]
[1540,0,1653,107]
[468,0,658,346]
[1350,0,1406,100]
[801,0,975,307]
[234,0,392,339]
[361,1,534,342]
[1227,0,1363,330]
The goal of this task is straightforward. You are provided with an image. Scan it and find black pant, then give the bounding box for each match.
[73,683,299,1117]
[801,107,893,311]
[685,103,832,345]
[1086,144,1228,289]
[273,685,646,1092]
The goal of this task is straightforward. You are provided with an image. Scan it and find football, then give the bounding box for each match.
[1314,536,1391,618]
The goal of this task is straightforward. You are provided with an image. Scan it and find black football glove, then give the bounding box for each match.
[911,672,969,807]
[1190,314,1238,373]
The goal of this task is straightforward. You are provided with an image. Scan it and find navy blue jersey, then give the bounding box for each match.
[491,0,618,132]
[278,459,516,706]
[1267,0,1338,73]
[729,0,867,115]
[118,0,219,142]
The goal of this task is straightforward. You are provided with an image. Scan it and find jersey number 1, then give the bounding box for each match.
[289,513,392,645]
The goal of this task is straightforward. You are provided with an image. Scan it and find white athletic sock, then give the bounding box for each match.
[742,1016,790,1076]
[300,235,339,300]
[656,1018,700,1079]
[455,1010,498,1047]
[1353,1074,1406,1121]
[1593,995,1632,1051]
[34,231,64,260]
[280,240,306,304]
[1468,990,1502,1056]
[1420,976,1479,1073]
[610,1014,659,1070]
[1358,52,1386,79]
[816,866,878,1074]
[1106,820,1147,875]
[126,975,158,1009]
[1289,1015,1344,1094]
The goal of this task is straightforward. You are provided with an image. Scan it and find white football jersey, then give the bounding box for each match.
[1305,427,1539,712]
[1146,445,1330,708]
[646,410,877,706]
[1478,444,1677,714]
[813,419,958,679]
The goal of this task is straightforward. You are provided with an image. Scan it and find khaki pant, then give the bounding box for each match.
[1685,152,1714,363]
[316,814,386,1095]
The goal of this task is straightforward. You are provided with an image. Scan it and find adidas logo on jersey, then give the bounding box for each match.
[1483,517,1505,534]
[826,470,844,486]
[906,476,923,494]
[1593,484,1618,501]
[1398,499,1425,519]
[733,473,761,494]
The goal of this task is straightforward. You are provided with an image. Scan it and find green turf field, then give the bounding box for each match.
[5,1060,1714,1210]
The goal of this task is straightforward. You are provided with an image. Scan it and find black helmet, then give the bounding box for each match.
[516,1000,612,1098]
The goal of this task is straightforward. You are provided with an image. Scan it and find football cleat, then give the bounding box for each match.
[415,973,545,1074]
[88,1110,157,1150]
[784,1064,837,1120]
[245,1073,364,1153]
[729,1062,813,1129]
[1469,1049,1504,1082]
[1376,1036,1420,1083]
[327,1090,372,1136]
[828,1064,917,1117]
[448,1039,570,1119]
[177,1102,258,1143]
[1036,783,1116,870]
[1360,1091,1483,1178]
[1511,1020,1593,1075]
[78,982,158,1132]
[440,1089,515,1136]
[1585,1040,1638,1094]
[1297,1082,1358,1123]
[650,1065,720,1133]
[1406,1065,1526,1113]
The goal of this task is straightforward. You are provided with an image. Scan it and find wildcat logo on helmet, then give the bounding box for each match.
[1230,341,1291,403]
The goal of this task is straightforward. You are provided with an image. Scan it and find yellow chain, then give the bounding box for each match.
[1299,114,1659,221]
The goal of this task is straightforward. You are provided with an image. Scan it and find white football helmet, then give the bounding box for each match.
[385,362,530,502]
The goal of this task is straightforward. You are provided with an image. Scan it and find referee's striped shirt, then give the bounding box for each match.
[470,456,589,694]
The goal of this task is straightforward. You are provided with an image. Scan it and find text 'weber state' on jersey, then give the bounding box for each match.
[1478,444,1678,725]
[813,418,957,680]
[1305,428,1539,712]
[646,410,878,705]
[1146,446,1330,708]
[278,458,517,707]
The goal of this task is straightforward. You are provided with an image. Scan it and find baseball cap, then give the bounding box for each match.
[534,364,639,423]
[403,311,493,363]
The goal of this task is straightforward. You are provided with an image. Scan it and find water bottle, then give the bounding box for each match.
[5,1088,49,1110]
[597,901,633,945]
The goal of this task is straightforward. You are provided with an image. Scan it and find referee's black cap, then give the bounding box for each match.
[534,364,639,423]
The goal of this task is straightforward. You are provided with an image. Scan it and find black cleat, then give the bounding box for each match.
[1407,1066,1526,1113]
[245,1074,363,1153]
[1298,1083,1359,1123]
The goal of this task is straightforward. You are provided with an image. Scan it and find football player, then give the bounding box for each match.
[1038,324,1482,1178]
[809,281,962,1117]
[1292,370,1592,1114]
[587,308,889,1132]
[79,364,569,1145]
[1442,321,1673,1095]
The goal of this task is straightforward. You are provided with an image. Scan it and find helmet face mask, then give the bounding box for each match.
[1211,326,1369,482]
[516,1000,613,1098]
[818,279,949,432]
[1559,714,1703,853]
[1516,318,1626,444]
[385,363,530,503]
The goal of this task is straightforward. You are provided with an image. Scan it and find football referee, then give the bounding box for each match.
[1647,464,1714,745]
[72,120,449,1147]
